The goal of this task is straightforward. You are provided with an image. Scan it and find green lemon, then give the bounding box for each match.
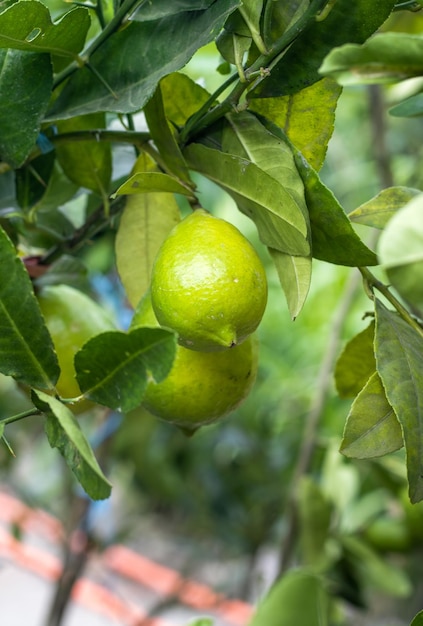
[150,208,267,351]
[38,284,116,402]
[132,293,258,430]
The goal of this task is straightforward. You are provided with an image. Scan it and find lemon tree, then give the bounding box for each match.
[0,1,423,624]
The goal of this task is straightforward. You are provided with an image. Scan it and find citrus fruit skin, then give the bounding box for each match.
[132,293,258,429]
[38,285,116,401]
[150,209,267,352]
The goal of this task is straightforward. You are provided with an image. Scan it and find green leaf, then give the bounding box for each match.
[410,611,423,626]
[390,91,423,118]
[269,249,311,320]
[319,32,423,86]
[0,226,59,389]
[298,477,333,569]
[249,77,342,171]
[75,327,177,413]
[293,151,378,266]
[375,299,423,503]
[340,371,403,459]
[251,0,396,98]
[35,255,89,292]
[248,569,329,626]
[33,390,112,500]
[186,620,214,626]
[349,186,422,229]
[335,322,376,398]
[161,72,211,127]
[16,151,56,210]
[377,194,423,311]
[115,154,181,308]
[0,49,52,167]
[378,193,423,268]
[341,535,412,597]
[0,2,89,55]
[144,84,193,185]
[55,113,112,197]
[25,160,79,216]
[184,143,310,256]
[114,172,193,197]
[46,1,240,119]
[134,0,214,20]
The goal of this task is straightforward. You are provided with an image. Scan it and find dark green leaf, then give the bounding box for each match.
[46,1,240,119]
[0,49,52,167]
[184,143,309,255]
[340,371,403,459]
[251,0,396,98]
[293,150,378,266]
[0,3,90,60]
[349,186,422,229]
[320,32,423,86]
[335,322,376,398]
[35,255,90,292]
[133,0,214,20]
[248,569,329,626]
[75,327,177,413]
[33,390,112,500]
[375,299,423,502]
[0,226,59,388]
[55,113,112,197]
[390,91,423,118]
[16,151,55,210]
[410,611,423,626]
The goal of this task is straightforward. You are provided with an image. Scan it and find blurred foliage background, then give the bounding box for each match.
[1,6,423,626]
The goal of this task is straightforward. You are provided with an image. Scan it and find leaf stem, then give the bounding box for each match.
[182,0,330,143]
[53,0,147,89]
[0,408,42,426]
[359,267,423,339]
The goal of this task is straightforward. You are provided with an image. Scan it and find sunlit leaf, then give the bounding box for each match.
[250,77,342,170]
[184,143,310,256]
[0,49,52,167]
[114,172,193,197]
[375,299,423,502]
[349,186,421,229]
[0,226,59,389]
[340,371,403,459]
[320,32,423,86]
[335,322,376,398]
[410,610,423,626]
[75,327,177,413]
[33,390,112,500]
